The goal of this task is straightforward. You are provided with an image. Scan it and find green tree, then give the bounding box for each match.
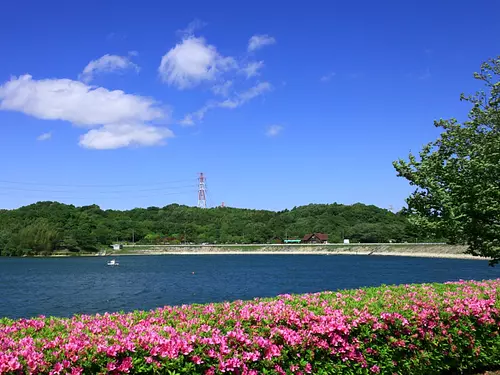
[0,230,9,255]
[394,57,500,264]
[143,233,162,244]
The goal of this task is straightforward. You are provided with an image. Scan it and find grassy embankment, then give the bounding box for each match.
[2,279,500,374]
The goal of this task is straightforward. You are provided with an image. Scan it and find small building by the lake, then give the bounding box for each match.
[302,233,328,244]
[111,244,123,250]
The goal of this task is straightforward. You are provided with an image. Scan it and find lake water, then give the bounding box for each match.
[1,255,499,319]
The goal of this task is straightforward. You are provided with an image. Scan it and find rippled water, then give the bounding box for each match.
[1,254,499,319]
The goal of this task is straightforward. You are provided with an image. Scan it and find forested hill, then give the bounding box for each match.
[0,201,422,255]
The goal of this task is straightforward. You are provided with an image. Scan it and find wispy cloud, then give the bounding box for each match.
[239,82,272,101]
[177,19,207,37]
[36,132,52,141]
[105,32,127,42]
[248,34,276,52]
[211,80,233,97]
[219,82,272,109]
[179,82,272,125]
[320,72,336,82]
[406,68,432,80]
[0,74,173,149]
[79,54,139,83]
[346,72,362,80]
[241,61,264,78]
[266,125,283,137]
[179,114,195,126]
[418,68,431,80]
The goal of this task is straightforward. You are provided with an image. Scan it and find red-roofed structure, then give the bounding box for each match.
[301,233,328,244]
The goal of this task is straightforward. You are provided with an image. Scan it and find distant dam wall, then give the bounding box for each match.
[116,244,480,259]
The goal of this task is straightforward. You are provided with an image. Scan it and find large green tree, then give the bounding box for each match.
[394,57,500,264]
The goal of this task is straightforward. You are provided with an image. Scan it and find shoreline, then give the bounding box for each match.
[111,250,487,260]
[15,244,487,261]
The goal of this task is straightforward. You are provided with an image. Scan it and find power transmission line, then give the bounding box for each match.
[0,189,197,200]
[0,184,198,194]
[0,178,197,188]
[0,173,206,207]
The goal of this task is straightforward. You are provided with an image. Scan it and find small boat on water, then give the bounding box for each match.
[107,259,119,266]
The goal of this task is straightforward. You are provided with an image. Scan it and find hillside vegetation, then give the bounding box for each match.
[0,201,428,256]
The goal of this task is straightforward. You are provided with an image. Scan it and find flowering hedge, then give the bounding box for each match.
[2,279,500,375]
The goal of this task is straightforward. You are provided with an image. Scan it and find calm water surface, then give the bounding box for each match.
[1,255,499,319]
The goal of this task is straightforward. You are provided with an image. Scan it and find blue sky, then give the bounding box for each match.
[0,0,498,211]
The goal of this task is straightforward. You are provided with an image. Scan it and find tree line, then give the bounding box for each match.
[0,201,427,256]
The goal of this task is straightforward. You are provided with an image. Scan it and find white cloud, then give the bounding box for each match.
[179,82,272,125]
[212,81,272,113]
[159,37,236,89]
[0,74,171,149]
[218,99,239,109]
[241,61,264,78]
[0,75,163,126]
[211,80,233,97]
[79,124,173,150]
[179,114,195,126]
[266,125,283,137]
[248,34,276,52]
[177,19,207,37]
[180,103,214,125]
[37,132,52,141]
[79,54,139,83]
[179,102,218,126]
[238,82,272,103]
[320,72,336,82]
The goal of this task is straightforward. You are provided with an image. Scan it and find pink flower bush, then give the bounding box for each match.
[1,279,500,374]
